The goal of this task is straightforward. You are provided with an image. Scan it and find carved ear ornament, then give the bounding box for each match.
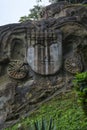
[64,54,83,74]
[7,60,28,79]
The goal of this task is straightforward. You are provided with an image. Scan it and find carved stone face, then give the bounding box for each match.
[27,30,62,75]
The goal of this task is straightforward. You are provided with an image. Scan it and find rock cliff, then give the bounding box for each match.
[0,2,87,129]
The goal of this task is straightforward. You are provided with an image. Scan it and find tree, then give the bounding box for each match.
[19,5,43,22]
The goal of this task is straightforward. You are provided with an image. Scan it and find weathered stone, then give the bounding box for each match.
[0,82,17,127]
[27,30,62,75]
[0,1,87,129]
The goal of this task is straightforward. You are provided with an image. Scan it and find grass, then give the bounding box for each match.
[5,90,87,130]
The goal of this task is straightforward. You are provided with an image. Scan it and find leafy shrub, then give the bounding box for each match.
[73,72,87,115]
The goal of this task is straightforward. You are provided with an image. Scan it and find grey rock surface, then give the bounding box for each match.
[0,1,87,128]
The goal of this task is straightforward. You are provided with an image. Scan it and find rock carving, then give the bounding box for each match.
[0,1,87,129]
[7,60,28,79]
[27,29,62,75]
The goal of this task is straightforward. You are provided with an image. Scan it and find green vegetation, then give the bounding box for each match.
[30,118,55,130]
[5,90,87,130]
[73,72,87,115]
[19,5,43,22]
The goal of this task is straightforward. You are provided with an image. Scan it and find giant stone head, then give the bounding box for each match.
[27,30,62,75]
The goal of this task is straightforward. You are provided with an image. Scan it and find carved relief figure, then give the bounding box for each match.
[27,30,62,75]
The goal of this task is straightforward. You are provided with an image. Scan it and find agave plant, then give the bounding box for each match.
[30,118,56,130]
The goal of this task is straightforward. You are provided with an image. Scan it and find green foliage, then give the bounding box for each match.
[73,72,87,115]
[19,16,30,23]
[5,91,87,130]
[30,118,55,130]
[73,72,87,92]
[19,5,43,22]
